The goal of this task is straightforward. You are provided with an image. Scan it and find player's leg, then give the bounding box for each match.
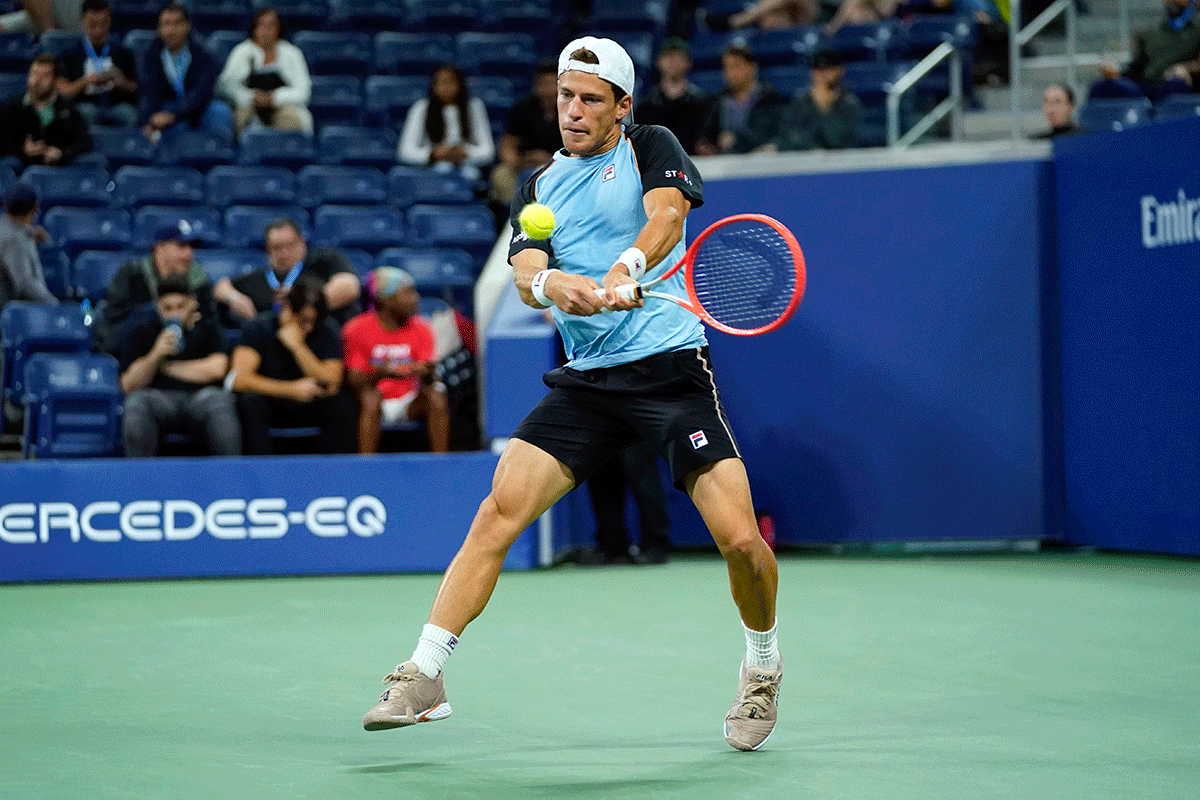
[362,438,574,731]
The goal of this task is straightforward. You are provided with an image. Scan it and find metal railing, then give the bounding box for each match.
[887,41,964,148]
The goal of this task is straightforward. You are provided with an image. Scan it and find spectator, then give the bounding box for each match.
[727,0,818,30]
[57,0,139,128]
[230,274,356,455]
[578,441,674,566]
[343,267,449,454]
[0,0,82,34]
[0,53,92,167]
[217,6,313,136]
[138,2,234,144]
[398,63,495,182]
[695,45,788,156]
[1032,83,1082,139]
[488,60,561,207]
[767,50,862,151]
[1093,0,1200,102]
[118,274,240,457]
[635,38,711,156]
[824,0,900,35]
[0,183,56,312]
[97,220,216,355]
[213,218,362,327]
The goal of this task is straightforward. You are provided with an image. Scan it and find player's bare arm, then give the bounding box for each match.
[511,248,607,316]
[601,187,692,310]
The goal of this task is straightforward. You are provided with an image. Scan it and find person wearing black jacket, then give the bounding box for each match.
[57,0,139,128]
[0,53,92,167]
[695,44,787,155]
[138,2,232,143]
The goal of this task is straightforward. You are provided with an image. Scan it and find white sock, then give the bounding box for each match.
[744,620,780,669]
[410,624,458,678]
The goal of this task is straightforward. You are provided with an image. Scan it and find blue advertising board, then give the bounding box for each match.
[0,453,537,582]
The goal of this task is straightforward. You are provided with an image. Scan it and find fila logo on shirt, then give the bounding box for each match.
[602,164,615,182]
[689,430,708,449]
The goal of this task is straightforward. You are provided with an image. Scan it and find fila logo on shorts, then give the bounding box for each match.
[689,430,708,449]
[602,164,615,182]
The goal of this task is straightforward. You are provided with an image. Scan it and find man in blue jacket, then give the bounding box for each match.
[138,2,232,144]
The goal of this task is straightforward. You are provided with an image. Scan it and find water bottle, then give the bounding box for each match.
[163,320,184,353]
[80,298,93,328]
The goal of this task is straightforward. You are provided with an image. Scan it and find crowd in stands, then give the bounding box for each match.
[2,0,1199,460]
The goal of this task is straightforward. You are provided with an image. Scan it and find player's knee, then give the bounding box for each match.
[719,527,767,563]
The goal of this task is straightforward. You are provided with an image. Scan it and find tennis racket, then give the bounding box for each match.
[593,214,806,336]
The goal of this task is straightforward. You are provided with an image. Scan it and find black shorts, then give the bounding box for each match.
[512,346,742,491]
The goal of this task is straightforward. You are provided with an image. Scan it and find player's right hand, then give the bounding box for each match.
[544,271,608,316]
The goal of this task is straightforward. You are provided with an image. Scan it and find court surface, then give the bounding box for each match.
[3,552,1198,800]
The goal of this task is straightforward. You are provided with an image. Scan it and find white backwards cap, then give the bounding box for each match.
[557,36,635,97]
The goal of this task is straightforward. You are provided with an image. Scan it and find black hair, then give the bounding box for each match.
[424,63,473,148]
[157,274,193,298]
[4,184,38,217]
[31,52,60,78]
[534,59,556,76]
[80,0,111,14]
[249,6,287,40]
[159,2,189,23]
[286,273,328,319]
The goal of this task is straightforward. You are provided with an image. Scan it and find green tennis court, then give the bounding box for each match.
[3,552,1198,800]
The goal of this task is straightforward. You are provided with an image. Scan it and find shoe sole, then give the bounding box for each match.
[363,702,452,731]
[724,720,775,751]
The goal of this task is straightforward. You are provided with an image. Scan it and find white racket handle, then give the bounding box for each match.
[593,284,643,313]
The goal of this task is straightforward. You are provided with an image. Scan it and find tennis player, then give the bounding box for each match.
[363,36,783,752]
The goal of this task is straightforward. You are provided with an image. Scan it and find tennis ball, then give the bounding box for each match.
[519,203,555,240]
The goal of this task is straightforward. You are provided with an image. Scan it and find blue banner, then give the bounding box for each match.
[0,453,537,582]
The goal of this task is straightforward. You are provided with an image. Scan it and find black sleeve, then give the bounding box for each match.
[308,318,342,361]
[625,124,704,209]
[238,313,273,355]
[184,316,227,359]
[506,164,555,263]
[60,46,85,81]
[117,315,159,373]
[305,247,355,279]
[231,271,273,312]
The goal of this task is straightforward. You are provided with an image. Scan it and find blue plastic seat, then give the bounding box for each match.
[376,247,475,291]
[132,206,224,250]
[313,204,405,253]
[309,75,364,125]
[113,166,207,208]
[327,0,405,30]
[754,26,821,68]
[373,32,455,75]
[1156,94,1200,119]
[207,165,297,207]
[42,206,132,257]
[113,0,170,32]
[38,30,80,58]
[122,29,159,59]
[189,0,252,33]
[238,129,317,168]
[405,203,495,255]
[479,0,554,35]
[89,127,159,169]
[821,22,900,64]
[456,32,537,78]
[466,76,515,114]
[841,61,911,105]
[364,75,428,127]
[901,15,976,59]
[21,351,123,459]
[761,65,811,97]
[72,250,137,303]
[1078,98,1153,132]
[293,31,373,77]
[387,166,474,207]
[297,165,388,208]
[689,69,725,95]
[339,248,375,279]
[36,245,73,300]
[0,70,26,102]
[197,248,269,283]
[316,125,398,170]
[159,129,237,169]
[252,0,329,31]
[223,205,311,249]
[21,166,112,208]
[690,29,754,71]
[407,0,483,33]
[206,30,245,65]
[587,0,669,34]
[0,32,37,72]
[1,301,92,407]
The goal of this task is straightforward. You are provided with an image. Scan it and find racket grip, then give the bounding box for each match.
[592,283,643,304]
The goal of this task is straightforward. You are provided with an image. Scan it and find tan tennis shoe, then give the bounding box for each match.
[723,660,783,751]
[362,661,452,731]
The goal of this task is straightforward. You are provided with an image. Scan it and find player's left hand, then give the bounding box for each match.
[601,266,644,312]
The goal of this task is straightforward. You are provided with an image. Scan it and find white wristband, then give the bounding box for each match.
[530,269,555,307]
[616,247,647,281]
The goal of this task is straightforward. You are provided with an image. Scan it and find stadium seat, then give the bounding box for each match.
[196,248,269,283]
[206,30,245,66]
[132,206,224,250]
[21,166,111,208]
[72,250,137,303]
[38,30,79,58]
[456,32,537,79]
[364,75,428,127]
[1155,94,1200,120]
[111,0,162,33]
[387,166,474,206]
[0,164,16,195]
[207,165,297,207]
[901,15,976,59]
[238,129,317,168]
[122,29,159,59]
[688,69,724,95]
[376,246,475,291]
[297,165,387,208]
[189,0,252,33]
[308,75,364,125]
[690,29,755,71]
[327,0,405,30]
[0,70,25,102]
[587,0,669,35]
[253,0,329,32]
[761,65,811,97]
[313,204,405,253]
[1078,98,1153,132]
[479,0,555,36]
[373,32,455,76]
[339,248,375,279]
[316,125,398,170]
[42,207,132,256]
[223,205,311,248]
[407,0,483,33]
[466,76,516,114]
[755,26,821,68]
[113,166,207,208]
[21,351,124,459]
[159,129,237,170]
[1,301,91,408]
[36,245,73,300]
[405,203,495,256]
[822,22,900,64]
[89,127,159,169]
[0,32,36,72]
[841,61,911,105]
[292,31,373,78]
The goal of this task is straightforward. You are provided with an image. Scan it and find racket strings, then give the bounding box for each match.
[690,222,798,331]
